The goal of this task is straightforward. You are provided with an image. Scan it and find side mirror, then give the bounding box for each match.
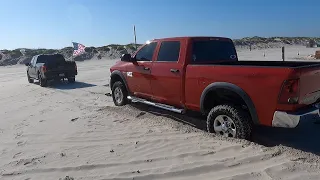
[121,54,133,62]
[25,62,30,66]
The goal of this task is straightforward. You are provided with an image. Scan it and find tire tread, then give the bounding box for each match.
[111,81,128,106]
[207,104,252,140]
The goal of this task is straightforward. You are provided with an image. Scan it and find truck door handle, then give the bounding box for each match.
[170,69,179,73]
[143,67,150,71]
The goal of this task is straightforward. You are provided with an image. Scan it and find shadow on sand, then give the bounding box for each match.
[36,80,97,90]
[253,114,320,155]
[130,103,320,155]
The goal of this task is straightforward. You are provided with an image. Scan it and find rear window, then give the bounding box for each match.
[37,54,65,64]
[191,40,237,64]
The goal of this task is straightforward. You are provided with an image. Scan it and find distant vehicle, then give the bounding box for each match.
[26,54,77,87]
[109,36,320,140]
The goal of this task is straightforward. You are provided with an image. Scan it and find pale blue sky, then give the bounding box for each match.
[0,0,319,49]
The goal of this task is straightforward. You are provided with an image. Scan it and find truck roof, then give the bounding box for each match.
[152,36,232,41]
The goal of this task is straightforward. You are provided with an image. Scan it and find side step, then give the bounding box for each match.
[127,96,185,114]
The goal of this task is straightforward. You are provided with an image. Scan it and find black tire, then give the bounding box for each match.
[111,81,128,106]
[27,73,33,83]
[68,77,75,83]
[207,104,252,140]
[39,73,47,87]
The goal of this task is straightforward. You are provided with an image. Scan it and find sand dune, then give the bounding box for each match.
[1,47,320,179]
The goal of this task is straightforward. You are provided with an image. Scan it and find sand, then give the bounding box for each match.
[1,47,320,179]
[237,45,320,61]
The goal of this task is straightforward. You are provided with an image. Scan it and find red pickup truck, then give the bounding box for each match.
[109,36,320,139]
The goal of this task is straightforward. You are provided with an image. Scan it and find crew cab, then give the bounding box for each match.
[109,36,320,139]
[26,54,77,87]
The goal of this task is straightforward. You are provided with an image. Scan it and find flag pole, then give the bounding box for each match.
[133,25,137,50]
[71,41,73,61]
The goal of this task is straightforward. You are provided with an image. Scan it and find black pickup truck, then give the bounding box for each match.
[26,54,77,87]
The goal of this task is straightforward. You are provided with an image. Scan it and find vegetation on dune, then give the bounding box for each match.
[25,49,58,56]
[96,46,111,52]
[1,37,319,66]
[233,36,320,46]
[8,49,22,58]
[126,43,143,50]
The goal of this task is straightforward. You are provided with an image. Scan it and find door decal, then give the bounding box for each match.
[127,72,133,77]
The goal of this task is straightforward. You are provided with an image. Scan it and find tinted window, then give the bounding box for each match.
[135,42,157,61]
[36,54,65,64]
[31,57,36,65]
[157,41,180,62]
[191,40,237,64]
[36,56,47,64]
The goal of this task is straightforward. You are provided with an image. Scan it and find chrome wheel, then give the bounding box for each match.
[114,86,123,104]
[213,115,236,138]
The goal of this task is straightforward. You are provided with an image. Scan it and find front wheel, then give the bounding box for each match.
[207,104,252,140]
[111,81,128,106]
[27,73,33,83]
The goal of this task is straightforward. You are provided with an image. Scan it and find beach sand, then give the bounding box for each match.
[1,47,320,179]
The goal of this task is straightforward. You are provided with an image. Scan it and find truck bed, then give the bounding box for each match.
[186,60,320,114]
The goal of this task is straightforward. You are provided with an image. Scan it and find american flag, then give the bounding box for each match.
[72,42,86,56]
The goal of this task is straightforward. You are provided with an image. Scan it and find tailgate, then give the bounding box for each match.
[47,62,75,73]
[298,65,320,105]
[49,65,70,72]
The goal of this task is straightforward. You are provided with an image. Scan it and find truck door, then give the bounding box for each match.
[126,42,157,100]
[150,40,184,107]
[29,57,37,78]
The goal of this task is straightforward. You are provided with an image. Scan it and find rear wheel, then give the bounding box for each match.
[39,73,47,87]
[111,81,128,106]
[207,104,252,140]
[27,73,33,83]
[68,77,75,83]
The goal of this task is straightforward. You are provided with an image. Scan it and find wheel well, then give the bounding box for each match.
[110,75,125,89]
[203,88,250,115]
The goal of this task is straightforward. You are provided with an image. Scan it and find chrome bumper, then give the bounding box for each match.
[272,104,320,128]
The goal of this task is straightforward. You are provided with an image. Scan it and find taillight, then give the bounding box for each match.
[278,79,300,104]
[42,66,47,73]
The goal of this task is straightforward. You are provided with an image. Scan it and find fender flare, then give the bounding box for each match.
[110,70,130,94]
[200,82,259,125]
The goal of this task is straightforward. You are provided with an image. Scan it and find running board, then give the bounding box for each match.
[127,96,185,114]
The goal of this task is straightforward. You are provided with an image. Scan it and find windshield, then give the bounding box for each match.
[191,40,238,64]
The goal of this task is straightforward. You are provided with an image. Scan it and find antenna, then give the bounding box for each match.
[134,25,137,50]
